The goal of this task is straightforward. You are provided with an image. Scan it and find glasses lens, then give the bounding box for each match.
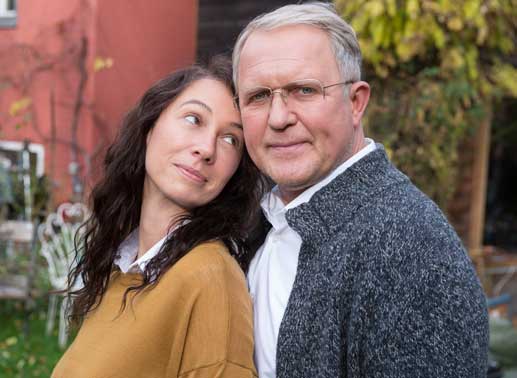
[242,87,272,107]
[285,80,324,102]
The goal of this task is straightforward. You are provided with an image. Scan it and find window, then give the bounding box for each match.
[0,141,44,178]
[0,0,17,28]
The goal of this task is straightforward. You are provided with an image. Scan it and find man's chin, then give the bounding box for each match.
[270,172,321,203]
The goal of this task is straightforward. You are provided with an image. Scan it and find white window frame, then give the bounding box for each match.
[0,141,44,177]
[0,0,17,28]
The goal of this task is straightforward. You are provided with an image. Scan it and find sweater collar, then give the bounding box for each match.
[285,145,408,245]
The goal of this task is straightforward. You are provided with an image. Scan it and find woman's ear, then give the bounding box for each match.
[146,128,153,145]
[349,81,370,128]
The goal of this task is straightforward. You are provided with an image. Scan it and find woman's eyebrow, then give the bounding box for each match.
[180,100,212,113]
[229,122,243,130]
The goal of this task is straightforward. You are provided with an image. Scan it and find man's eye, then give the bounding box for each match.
[248,91,270,103]
[297,86,316,95]
[185,115,200,125]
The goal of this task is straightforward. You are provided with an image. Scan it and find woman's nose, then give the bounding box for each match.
[192,135,216,163]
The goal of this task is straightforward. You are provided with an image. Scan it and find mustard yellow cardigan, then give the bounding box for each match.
[52,241,257,378]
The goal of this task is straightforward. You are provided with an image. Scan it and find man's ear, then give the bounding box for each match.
[349,81,370,128]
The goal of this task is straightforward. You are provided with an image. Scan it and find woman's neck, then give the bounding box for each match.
[137,193,187,259]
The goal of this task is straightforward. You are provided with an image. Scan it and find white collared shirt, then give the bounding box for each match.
[247,139,376,378]
[114,229,168,274]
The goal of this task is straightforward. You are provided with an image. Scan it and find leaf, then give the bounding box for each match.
[93,56,114,72]
[364,0,385,17]
[395,40,415,61]
[463,0,481,20]
[5,336,17,346]
[442,48,465,70]
[476,23,489,44]
[465,46,479,80]
[386,0,397,16]
[351,13,370,34]
[8,97,31,117]
[406,0,420,18]
[490,63,517,97]
[447,17,464,31]
[370,17,386,46]
[431,25,446,48]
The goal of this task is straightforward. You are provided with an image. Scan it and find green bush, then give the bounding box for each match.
[335,0,517,209]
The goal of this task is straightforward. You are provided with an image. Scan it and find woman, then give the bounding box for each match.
[52,57,265,378]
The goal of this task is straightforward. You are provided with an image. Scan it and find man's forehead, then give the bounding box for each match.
[238,58,313,88]
[238,26,335,86]
[245,57,300,69]
[241,25,330,56]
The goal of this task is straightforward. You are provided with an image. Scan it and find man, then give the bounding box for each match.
[232,3,488,378]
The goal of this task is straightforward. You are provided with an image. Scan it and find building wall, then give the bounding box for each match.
[93,0,198,164]
[0,0,197,206]
[0,0,97,206]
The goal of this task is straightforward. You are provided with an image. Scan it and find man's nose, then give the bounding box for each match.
[267,92,295,130]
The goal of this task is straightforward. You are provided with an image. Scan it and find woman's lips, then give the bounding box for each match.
[175,164,207,183]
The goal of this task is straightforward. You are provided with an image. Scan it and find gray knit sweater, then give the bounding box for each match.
[276,146,488,378]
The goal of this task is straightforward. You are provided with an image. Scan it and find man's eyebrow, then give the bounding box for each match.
[180,100,212,113]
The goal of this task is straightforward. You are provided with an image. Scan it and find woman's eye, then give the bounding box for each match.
[185,115,200,125]
[222,135,238,146]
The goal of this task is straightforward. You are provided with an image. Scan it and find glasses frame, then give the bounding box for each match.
[234,78,356,110]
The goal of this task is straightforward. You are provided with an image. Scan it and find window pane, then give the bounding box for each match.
[7,0,15,11]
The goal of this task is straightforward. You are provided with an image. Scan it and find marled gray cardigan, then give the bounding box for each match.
[276,146,488,378]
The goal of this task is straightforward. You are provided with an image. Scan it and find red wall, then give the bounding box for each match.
[0,0,197,206]
[93,0,198,143]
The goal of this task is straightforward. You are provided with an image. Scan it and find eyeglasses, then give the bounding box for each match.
[235,78,355,113]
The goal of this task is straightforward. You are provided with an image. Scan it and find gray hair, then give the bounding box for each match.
[232,2,362,90]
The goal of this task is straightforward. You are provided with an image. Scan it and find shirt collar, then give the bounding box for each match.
[114,228,168,274]
[261,138,377,229]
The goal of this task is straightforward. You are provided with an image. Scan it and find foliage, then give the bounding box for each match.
[8,170,51,222]
[8,98,32,118]
[0,243,68,376]
[489,317,517,368]
[335,0,517,208]
[93,56,114,72]
[0,299,66,377]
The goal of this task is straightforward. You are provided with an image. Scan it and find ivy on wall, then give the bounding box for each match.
[335,0,517,209]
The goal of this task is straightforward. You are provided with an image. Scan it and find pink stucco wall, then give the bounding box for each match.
[0,0,197,205]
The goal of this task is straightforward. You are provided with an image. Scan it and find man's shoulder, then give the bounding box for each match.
[329,176,465,261]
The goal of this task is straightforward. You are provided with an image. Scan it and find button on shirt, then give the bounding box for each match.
[247,139,377,378]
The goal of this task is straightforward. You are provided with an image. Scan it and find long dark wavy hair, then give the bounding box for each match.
[68,57,268,324]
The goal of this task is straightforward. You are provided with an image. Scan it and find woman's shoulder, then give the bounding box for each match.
[182,240,240,270]
[162,240,246,288]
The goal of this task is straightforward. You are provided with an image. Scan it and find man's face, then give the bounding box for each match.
[237,25,366,203]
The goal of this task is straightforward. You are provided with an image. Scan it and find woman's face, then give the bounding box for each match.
[144,78,243,212]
